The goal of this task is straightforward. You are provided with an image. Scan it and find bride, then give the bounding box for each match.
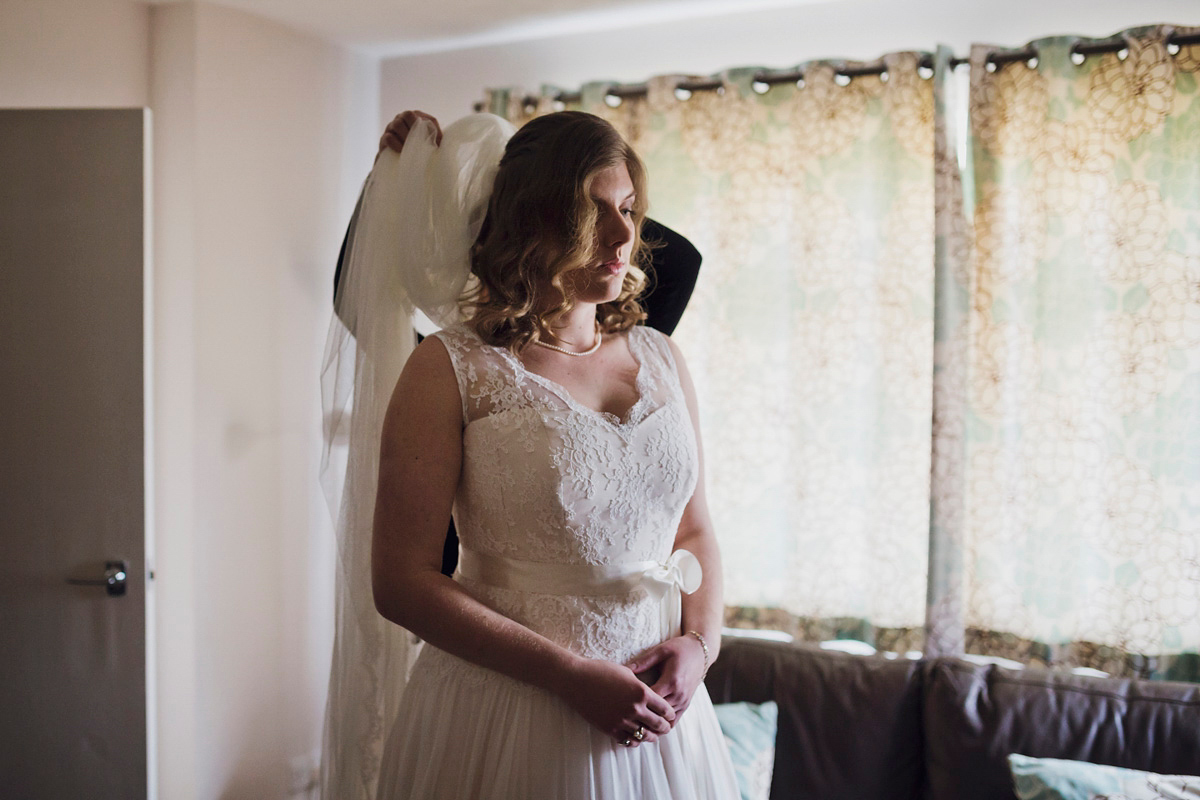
[332,108,736,799]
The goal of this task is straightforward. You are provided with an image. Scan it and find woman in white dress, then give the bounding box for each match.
[368,110,737,799]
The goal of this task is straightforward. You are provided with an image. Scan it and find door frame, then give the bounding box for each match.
[142,107,159,800]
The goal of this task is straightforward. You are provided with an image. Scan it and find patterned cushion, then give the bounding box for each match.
[714,701,778,800]
[1009,754,1200,800]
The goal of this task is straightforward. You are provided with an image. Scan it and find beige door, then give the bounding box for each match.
[0,109,149,798]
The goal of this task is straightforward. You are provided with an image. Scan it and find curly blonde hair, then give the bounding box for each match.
[464,111,651,351]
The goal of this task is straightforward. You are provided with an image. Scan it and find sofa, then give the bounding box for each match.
[704,636,1200,800]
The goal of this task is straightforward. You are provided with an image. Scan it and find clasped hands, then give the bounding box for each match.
[563,633,708,749]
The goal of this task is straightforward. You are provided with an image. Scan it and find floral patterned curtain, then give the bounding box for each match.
[938,25,1200,679]
[926,45,974,658]
[484,23,1200,677]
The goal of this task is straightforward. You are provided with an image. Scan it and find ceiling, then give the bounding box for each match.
[193,0,833,57]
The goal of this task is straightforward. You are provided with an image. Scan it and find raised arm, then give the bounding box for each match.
[371,336,677,745]
[335,112,445,322]
[627,337,723,719]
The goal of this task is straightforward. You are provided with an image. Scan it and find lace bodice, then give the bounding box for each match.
[431,323,699,665]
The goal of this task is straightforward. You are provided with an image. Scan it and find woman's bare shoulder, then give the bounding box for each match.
[385,336,461,430]
[394,335,452,385]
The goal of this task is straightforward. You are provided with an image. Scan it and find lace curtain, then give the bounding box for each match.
[488,23,1200,679]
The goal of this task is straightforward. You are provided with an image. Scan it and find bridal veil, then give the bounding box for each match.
[318,113,514,799]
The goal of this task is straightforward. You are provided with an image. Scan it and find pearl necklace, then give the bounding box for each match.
[533,323,603,357]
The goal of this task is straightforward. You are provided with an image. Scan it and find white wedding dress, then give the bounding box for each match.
[374,323,738,799]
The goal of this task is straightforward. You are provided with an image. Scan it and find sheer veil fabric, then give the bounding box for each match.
[318,114,515,799]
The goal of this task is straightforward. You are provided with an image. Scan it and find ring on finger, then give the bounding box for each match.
[620,738,633,747]
[632,726,645,741]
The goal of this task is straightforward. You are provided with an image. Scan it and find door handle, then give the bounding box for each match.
[66,560,128,596]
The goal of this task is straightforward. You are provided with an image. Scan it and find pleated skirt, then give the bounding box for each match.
[376,646,739,799]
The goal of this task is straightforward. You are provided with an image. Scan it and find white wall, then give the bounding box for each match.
[151,3,376,797]
[0,0,150,107]
[150,9,201,795]
[2,1,376,797]
[379,0,1200,125]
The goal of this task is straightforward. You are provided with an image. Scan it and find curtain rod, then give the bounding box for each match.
[492,31,1200,110]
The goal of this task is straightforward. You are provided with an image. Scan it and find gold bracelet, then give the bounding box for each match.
[686,630,710,677]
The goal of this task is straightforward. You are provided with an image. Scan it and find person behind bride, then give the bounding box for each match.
[331,108,737,799]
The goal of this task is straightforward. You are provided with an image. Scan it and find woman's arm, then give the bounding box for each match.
[627,336,723,719]
[372,336,677,745]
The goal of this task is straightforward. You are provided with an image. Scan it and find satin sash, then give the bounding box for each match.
[457,548,703,639]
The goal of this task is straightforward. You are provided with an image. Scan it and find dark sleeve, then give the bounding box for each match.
[332,225,348,306]
[332,187,366,335]
[639,218,703,336]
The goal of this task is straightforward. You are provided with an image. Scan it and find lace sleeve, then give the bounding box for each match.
[637,325,686,396]
[429,328,472,427]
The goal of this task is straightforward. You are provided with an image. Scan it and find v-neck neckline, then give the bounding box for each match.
[501,326,650,428]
